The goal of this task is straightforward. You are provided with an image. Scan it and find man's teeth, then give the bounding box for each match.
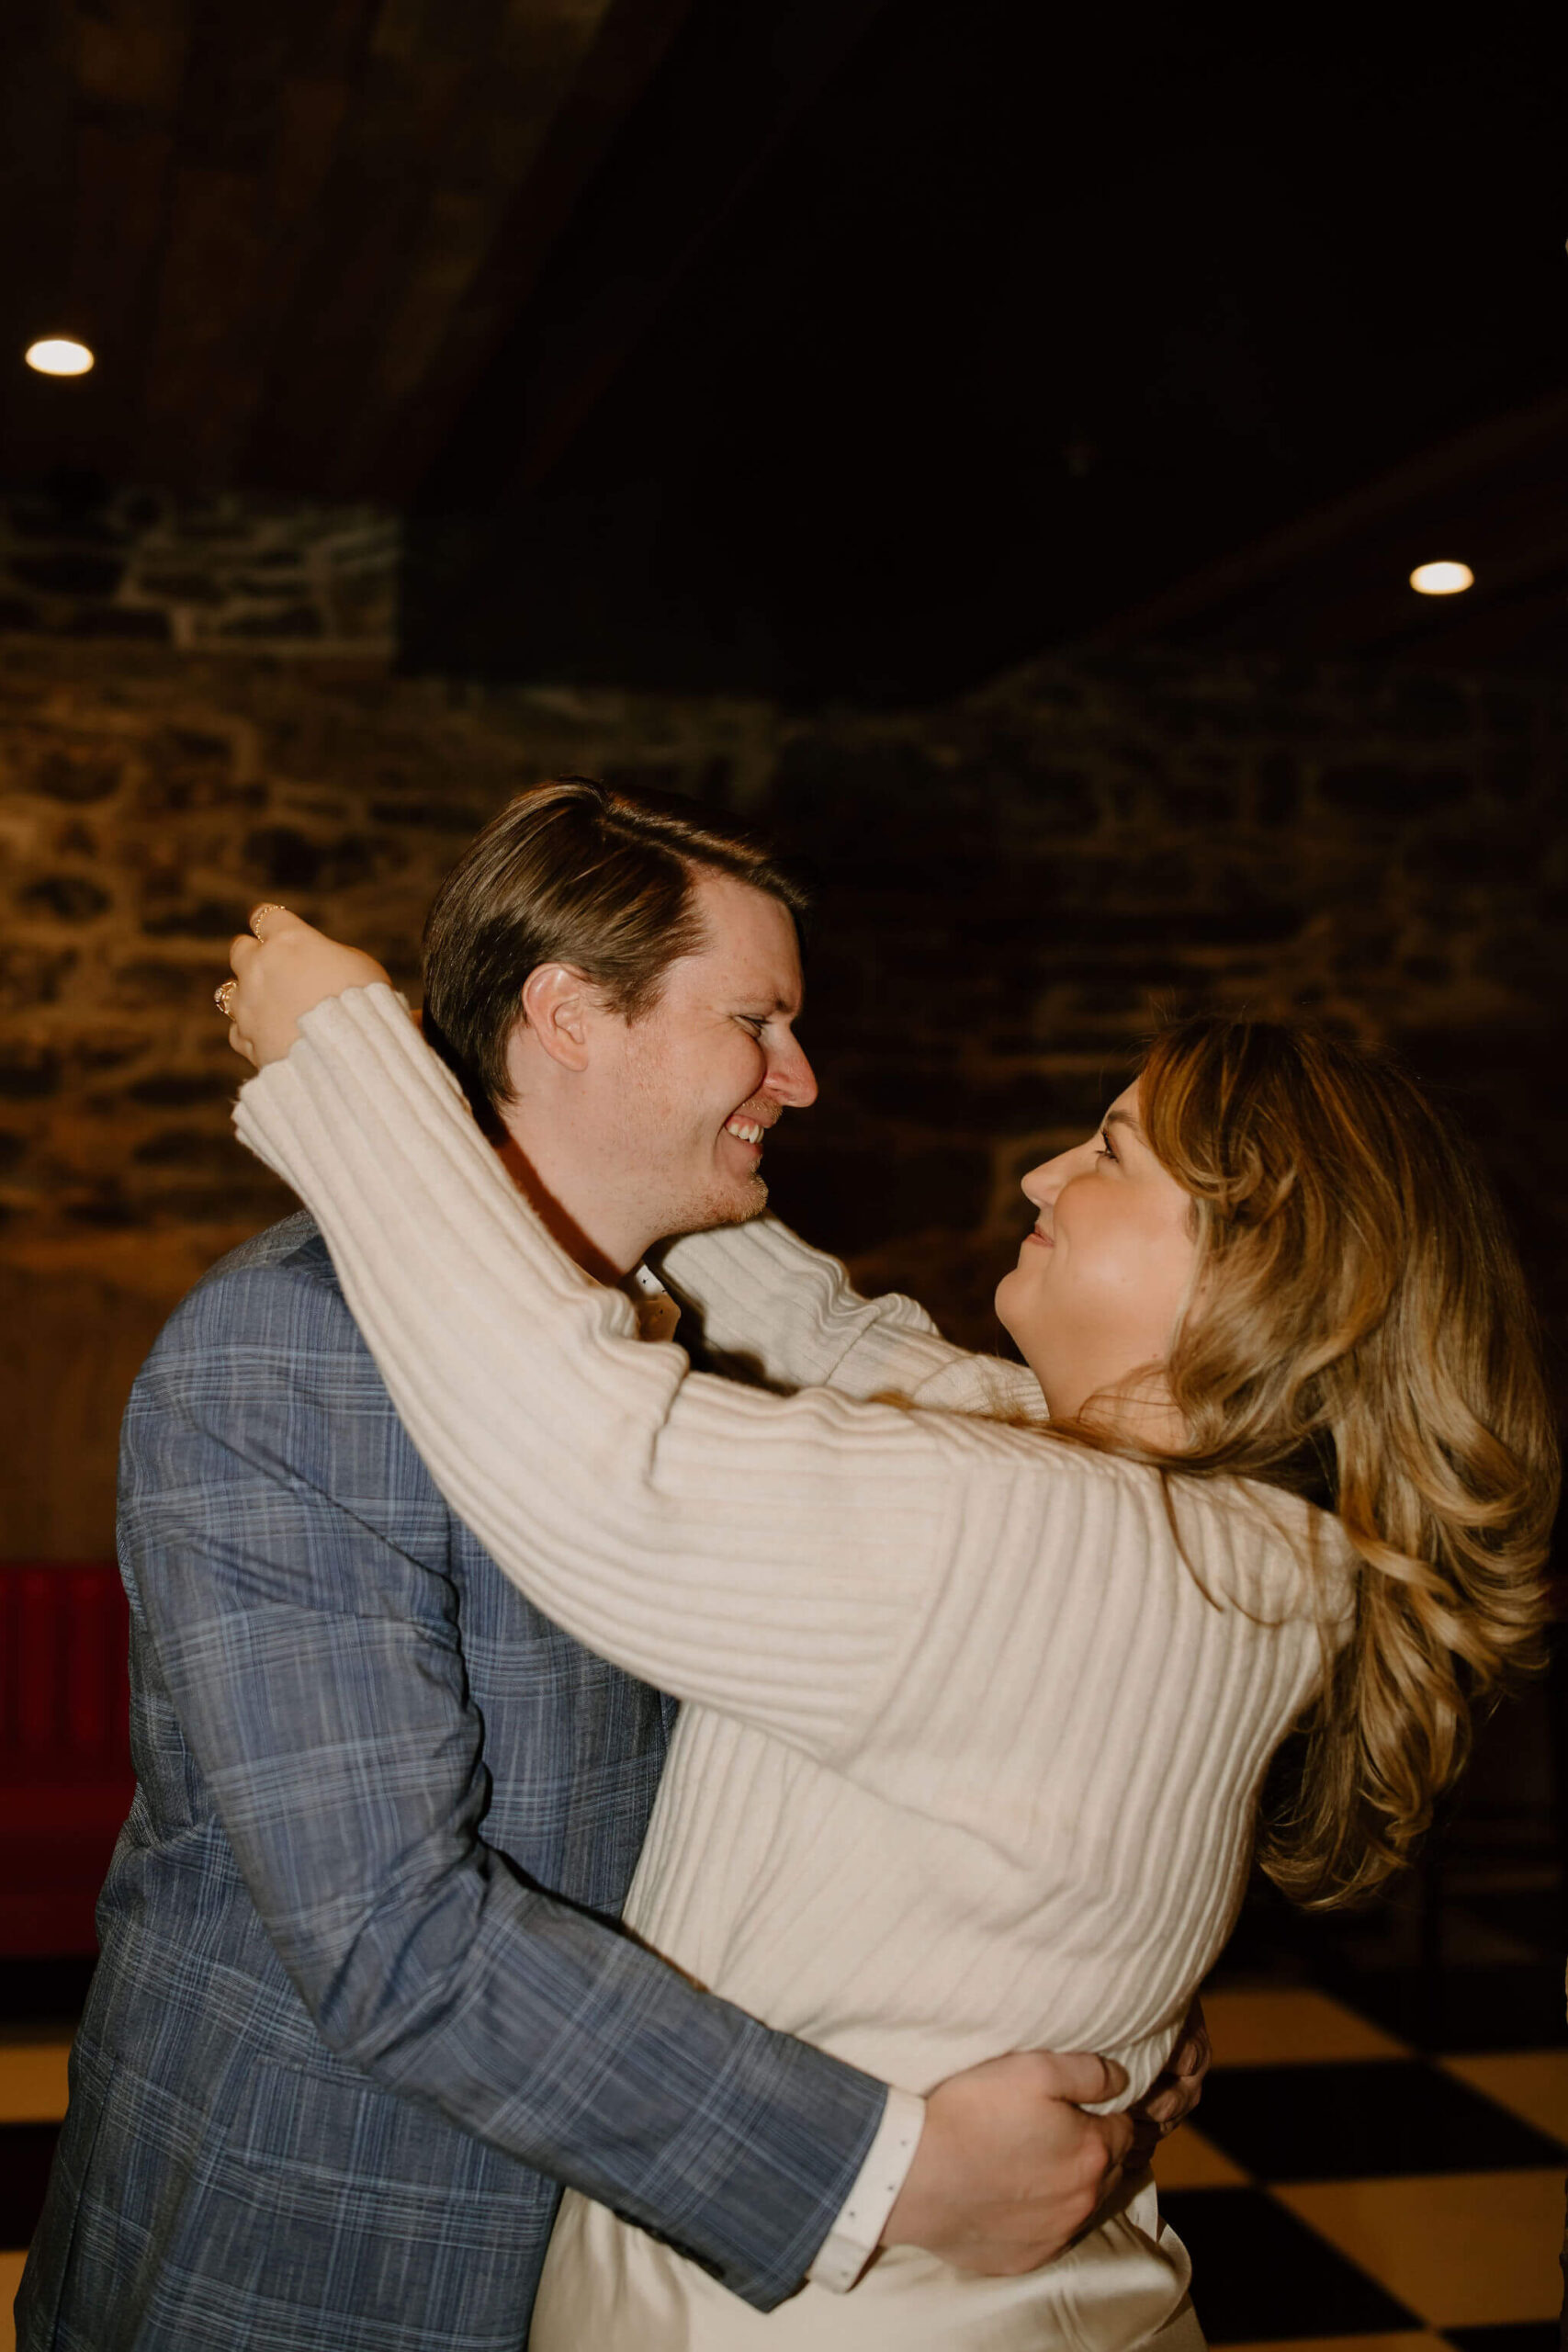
[726,1118,764,1144]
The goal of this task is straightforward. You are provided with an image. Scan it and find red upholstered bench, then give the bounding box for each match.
[0,1561,133,1954]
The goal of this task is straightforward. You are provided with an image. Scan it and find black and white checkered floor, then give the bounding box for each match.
[3,1958,1565,2349]
[1153,1962,1568,2348]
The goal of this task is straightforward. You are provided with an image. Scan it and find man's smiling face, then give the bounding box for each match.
[592,870,818,1247]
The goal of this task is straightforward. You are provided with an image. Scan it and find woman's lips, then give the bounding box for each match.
[1023,1227,1053,1248]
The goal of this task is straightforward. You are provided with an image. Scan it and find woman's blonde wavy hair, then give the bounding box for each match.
[1055,1014,1557,1909]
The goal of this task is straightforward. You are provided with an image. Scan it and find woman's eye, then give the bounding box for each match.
[1097,1134,1117,1163]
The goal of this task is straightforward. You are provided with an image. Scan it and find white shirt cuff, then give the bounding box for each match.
[806,2086,926,2292]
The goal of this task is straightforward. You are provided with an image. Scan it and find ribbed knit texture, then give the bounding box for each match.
[235,987,1351,2350]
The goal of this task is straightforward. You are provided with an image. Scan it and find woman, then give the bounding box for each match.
[221,918,1553,2350]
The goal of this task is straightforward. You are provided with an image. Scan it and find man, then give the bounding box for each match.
[20,779,1201,2351]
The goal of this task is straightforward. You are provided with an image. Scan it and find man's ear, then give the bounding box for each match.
[518,962,598,1074]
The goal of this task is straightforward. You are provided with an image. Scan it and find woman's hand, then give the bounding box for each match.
[223,907,392,1069]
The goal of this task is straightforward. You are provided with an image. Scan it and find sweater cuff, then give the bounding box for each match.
[806,2086,925,2291]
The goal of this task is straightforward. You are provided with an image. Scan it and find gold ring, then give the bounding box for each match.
[215,979,238,1020]
[249,902,287,940]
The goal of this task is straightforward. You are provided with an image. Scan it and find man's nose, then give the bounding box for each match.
[769,1035,818,1109]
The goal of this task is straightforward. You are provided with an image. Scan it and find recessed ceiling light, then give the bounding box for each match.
[1409,560,1473,596]
[25,336,95,377]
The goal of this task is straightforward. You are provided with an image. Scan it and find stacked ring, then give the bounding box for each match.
[249,902,287,939]
[215,980,238,1019]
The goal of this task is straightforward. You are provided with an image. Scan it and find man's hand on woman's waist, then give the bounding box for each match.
[879,1994,1210,2278]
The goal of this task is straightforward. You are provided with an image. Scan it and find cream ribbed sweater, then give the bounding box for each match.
[235,988,1350,2352]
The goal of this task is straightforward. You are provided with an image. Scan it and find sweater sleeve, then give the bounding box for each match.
[234,987,1028,1760]
[657,1217,1047,1419]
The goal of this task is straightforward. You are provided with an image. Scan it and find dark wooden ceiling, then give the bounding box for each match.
[1088,390,1568,679]
[2,3,1565,697]
[0,0,698,495]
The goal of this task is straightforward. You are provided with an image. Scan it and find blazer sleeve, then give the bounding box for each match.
[234,988,1056,1758]
[122,1257,887,2312]
[657,1215,1047,1417]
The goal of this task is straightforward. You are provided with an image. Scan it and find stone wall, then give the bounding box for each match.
[3,625,1564,1554]
[0,486,399,660]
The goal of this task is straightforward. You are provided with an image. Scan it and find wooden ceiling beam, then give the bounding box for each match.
[242,0,635,496]
[456,0,894,506]
[402,0,894,670]
[334,0,698,499]
[134,0,380,487]
[139,0,443,491]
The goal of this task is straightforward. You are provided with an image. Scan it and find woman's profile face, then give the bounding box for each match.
[996,1080,1199,1430]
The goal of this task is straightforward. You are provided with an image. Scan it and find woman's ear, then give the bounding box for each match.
[518,962,596,1073]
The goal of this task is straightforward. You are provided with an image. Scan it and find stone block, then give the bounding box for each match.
[230,574,320,601]
[141,899,247,939]
[0,1048,62,1099]
[1254,752,1301,826]
[63,605,172,640]
[272,789,356,822]
[10,551,126,598]
[848,1066,1066,1133]
[1404,829,1540,890]
[131,769,266,814]
[243,826,403,891]
[1165,782,1239,828]
[1400,953,1452,986]
[17,874,112,921]
[159,728,234,763]
[108,960,207,1009]
[23,746,126,803]
[765,1141,990,1255]
[241,824,327,888]
[993,1064,1130,1138]
[1481,688,1537,741]
[142,1179,286,1223]
[130,1129,243,1175]
[74,1032,155,1074]
[952,899,1305,954]
[0,944,78,1007]
[133,570,228,605]
[1388,677,1472,740]
[1481,750,1537,804]
[219,605,323,639]
[64,1190,141,1227]
[125,1071,238,1108]
[367,798,491,831]
[1470,929,1565,993]
[769,737,957,835]
[1317,763,1469,816]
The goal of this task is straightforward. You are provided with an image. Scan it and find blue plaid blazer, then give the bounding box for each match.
[18,1215,883,2352]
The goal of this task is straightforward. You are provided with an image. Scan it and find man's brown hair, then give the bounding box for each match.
[422,775,810,1133]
